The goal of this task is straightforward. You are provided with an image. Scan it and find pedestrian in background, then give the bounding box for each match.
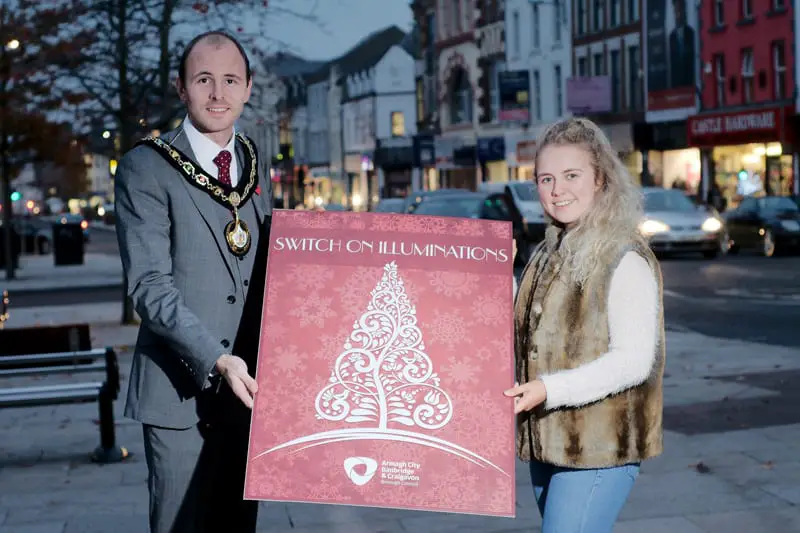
[115,30,272,533]
[505,117,665,533]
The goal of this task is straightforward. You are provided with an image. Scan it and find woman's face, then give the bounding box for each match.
[535,144,601,228]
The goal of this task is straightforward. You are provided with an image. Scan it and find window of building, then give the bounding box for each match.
[554,65,563,116]
[714,0,724,26]
[627,45,641,110]
[627,0,639,22]
[773,0,786,9]
[532,3,540,49]
[512,10,520,55]
[773,41,786,99]
[533,70,542,121]
[714,54,726,107]
[741,0,752,18]
[416,79,424,122]
[610,0,620,27]
[610,50,621,111]
[578,56,588,77]
[593,0,605,32]
[391,112,405,136]
[554,0,562,42]
[593,52,604,76]
[741,48,754,104]
[577,0,586,35]
[449,68,472,125]
[452,0,462,34]
[490,60,505,121]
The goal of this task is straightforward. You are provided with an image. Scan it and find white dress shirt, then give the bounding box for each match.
[182,116,239,186]
[539,251,660,410]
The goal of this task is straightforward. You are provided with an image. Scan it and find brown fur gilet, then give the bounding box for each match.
[514,226,666,468]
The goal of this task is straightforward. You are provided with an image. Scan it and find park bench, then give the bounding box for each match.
[0,291,128,463]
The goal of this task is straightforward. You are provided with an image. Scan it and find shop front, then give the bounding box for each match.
[477,136,507,182]
[688,106,797,208]
[374,137,414,200]
[504,130,538,181]
[634,121,700,190]
[413,134,438,192]
[434,135,478,190]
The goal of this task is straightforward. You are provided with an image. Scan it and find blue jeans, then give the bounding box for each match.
[529,459,639,533]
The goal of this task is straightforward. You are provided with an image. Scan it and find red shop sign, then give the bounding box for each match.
[687,107,793,147]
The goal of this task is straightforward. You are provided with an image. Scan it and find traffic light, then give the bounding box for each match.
[10,190,21,202]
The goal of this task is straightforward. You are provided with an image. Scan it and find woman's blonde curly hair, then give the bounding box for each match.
[534,117,645,283]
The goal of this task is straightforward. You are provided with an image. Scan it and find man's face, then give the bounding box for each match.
[177,38,252,141]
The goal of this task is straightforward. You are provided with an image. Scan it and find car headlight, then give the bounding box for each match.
[701,217,723,232]
[639,219,670,235]
[780,220,800,232]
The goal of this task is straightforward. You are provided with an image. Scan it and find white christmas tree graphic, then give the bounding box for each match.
[254,261,507,477]
[315,261,453,431]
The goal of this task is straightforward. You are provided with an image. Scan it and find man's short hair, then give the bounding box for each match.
[178,31,252,84]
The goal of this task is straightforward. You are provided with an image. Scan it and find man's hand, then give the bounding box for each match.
[215,354,258,408]
[504,380,547,414]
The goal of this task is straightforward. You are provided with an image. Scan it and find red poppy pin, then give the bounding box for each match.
[255,185,261,196]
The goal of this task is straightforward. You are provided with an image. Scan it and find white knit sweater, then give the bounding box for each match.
[535,251,659,410]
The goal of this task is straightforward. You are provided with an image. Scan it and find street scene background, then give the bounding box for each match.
[2,0,800,532]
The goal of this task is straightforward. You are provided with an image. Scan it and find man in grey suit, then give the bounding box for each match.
[115,31,271,533]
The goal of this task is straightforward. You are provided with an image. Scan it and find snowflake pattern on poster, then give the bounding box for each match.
[427,271,480,299]
[442,359,481,389]
[335,267,383,316]
[274,345,305,374]
[427,310,469,350]
[265,277,287,317]
[265,321,287,342]
[316,262,453,430]
[487,220,512,240]
[471,293,506,326]
[453,219,485,237]
[288,264,335,292]
[290,295,335,328]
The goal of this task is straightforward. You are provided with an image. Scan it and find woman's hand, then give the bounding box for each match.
[504,380,547,414]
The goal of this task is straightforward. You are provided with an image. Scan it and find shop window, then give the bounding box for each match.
[741,0,752,19]
[610,50,621,111]
[578,56,588,77]
[593,53,604,76]
[593,0,605,32]
[449,68,473,125]
[741,48,754,104]
[627,0,639,23]
[416,80,424,122]
[609,0,620,27]
[714,54,726,107]
[391,112,405,137]
[713,0,724,26]
[554,65,563,116]
[772,41,786,99]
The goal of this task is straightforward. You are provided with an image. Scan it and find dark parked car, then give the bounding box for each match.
[373,198,406,213]
[723,196,800,257]
[410,192,519,235]
[403,189,471,214]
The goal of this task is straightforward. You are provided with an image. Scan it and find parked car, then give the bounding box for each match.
[478,181,547,264]
[373,198,406,213]
[410,192,519,237]
[640,188,727,259]
[723,196,800,257]
[403,189,470,213]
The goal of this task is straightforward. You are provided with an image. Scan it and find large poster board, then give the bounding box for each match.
[245,211,516,517]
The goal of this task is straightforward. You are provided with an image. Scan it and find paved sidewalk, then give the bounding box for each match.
[1,254,123,292]
[1,330,799,532]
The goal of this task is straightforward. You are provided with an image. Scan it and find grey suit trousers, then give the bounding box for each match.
[143,420,257,533]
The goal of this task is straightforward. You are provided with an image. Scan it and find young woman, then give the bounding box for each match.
[504,117,665,533]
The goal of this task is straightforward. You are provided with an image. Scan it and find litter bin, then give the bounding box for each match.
[52,222,85,266]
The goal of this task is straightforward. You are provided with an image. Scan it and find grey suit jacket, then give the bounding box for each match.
[115,126,273,429]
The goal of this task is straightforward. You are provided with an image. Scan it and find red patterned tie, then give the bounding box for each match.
[213,150,233,186]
